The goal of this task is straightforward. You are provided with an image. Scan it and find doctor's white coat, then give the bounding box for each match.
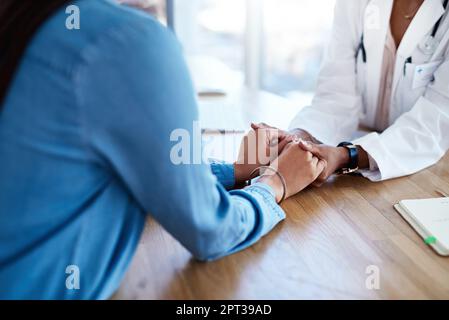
[289,0,449,181]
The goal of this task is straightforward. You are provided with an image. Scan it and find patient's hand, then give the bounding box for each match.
[297,141,349,187]
[234,126,292,185]
[251,123,322,145]
[249,123,347,187]
[258,143,327,202]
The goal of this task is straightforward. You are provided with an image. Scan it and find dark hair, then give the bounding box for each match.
[0,0,70,108]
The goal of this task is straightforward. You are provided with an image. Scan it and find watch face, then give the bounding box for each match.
[341,167,359,175]
[346,145,359,170]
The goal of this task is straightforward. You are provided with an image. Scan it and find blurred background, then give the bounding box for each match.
[145,0,336,108]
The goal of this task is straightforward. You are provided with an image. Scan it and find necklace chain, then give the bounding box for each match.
[400,0,422,20]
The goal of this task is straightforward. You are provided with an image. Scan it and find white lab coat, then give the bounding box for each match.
[289,0,449,181]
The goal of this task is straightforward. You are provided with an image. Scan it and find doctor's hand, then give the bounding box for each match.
[234,127,293,185]
[257,143,327,202]
[251,123,322,145]
[297,141,349,187]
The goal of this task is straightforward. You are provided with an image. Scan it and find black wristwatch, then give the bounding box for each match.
[337,142,359,174]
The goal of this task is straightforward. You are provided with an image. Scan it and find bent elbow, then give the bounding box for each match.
[187,237,223,262]
[190,250,218,262]
[185,227,229,262]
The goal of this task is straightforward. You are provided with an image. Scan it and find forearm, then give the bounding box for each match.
[210,162,236,189]
[333,144,369,170]
[356,145,370,169]
[216,183,285,259]
[210,162,259,190]
[183,182,285,261]
[353,119,448,181]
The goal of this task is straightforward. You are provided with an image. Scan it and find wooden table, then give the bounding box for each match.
[114,90,449,300]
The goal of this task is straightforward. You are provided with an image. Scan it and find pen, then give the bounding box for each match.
[201,129,246,134]
[435,189,449,198]
[404,57,412,76]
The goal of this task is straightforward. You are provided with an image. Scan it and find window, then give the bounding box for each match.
[138,0,171,27]
[263,0,336,99]
[173,0,246,93]
[171,0,336,104]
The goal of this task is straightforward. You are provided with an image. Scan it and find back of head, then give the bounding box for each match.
[0,0,70,108]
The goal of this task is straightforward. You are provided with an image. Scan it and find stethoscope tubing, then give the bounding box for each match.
[356,0,449,63]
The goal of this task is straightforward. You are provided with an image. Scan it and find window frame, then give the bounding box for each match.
[170,0,263,90]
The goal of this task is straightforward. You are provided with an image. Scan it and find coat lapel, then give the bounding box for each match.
[391,0,445,95]
[397,0,445,58]
[364,0,393,122]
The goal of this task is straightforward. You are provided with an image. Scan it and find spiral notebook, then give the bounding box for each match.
[394,197,449,256]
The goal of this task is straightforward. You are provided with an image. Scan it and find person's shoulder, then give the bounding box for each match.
[26,0,172,74]
[77,0,168,37]
[76,0,177,55]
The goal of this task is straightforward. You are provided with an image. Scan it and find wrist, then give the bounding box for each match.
[233,163,247,185]
[258,175,283,203]
[233,163,258,185]
[356,145,370,169]
[336,147,351,169]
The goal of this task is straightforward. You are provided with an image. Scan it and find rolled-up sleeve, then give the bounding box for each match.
[210,162,235,190]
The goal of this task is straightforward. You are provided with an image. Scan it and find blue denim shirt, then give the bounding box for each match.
[0,0,285,299]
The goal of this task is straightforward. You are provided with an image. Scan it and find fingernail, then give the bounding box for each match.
[269,138,278,147]
[293,135,301,143]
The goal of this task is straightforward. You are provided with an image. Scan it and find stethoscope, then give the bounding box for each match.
[420,0,449,54]
[356,0,449,63]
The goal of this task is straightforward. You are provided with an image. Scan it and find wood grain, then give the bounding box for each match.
[113,152,449,300]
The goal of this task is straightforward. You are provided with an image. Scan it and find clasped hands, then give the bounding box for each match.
[118,0,350,202]
[234,123,350,203]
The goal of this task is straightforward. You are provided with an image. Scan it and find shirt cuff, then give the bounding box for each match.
[210,162,235,190]
[368,154,379,171]
[352,133,384,181]
[233,182,286,236]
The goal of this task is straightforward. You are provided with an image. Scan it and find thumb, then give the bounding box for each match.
[298,140,321,156]
[251,123,260,130]
[278,129,291,143]
[252,122,274,130]
[277,138,291,153]
[316,159,327,175]
[268,128,292,150]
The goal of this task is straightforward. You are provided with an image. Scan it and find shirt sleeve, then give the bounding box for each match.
[210,162,235,190]
[352,59,449,181]
[75,15,285,261]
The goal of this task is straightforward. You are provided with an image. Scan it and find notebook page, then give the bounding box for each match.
[401,198,449,247]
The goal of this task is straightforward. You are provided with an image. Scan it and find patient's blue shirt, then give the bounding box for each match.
[0,0,284,299]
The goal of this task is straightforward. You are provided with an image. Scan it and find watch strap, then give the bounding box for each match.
[337,142,359,173]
